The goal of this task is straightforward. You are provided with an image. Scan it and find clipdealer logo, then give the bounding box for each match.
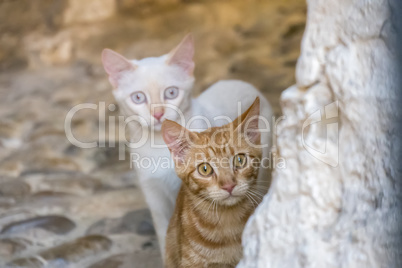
[302,101,339,167]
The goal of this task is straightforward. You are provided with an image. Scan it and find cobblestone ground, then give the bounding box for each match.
[0,0,305,267]
[0,65,161,267]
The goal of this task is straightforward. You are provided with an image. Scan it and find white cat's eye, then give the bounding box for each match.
[164,86,179,100]
[131,92,146,104]
[234,154,247,169]
[197,163,213,177]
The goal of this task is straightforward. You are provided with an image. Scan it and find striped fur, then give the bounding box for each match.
[163,98,263,268]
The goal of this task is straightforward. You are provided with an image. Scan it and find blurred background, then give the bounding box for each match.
[0,0,305,267]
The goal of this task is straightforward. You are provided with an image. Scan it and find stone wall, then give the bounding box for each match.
[239,0,402,267]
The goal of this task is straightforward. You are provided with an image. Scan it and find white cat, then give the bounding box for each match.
[101,34,273,258]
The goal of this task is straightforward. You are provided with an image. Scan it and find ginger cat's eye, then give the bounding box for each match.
[131,92,146,104]
[197,163,213,176]
[234,154,247,169]
[164,86,179,100]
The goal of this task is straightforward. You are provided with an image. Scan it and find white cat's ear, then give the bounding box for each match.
[101,49,136,88]
[166,33,195,75]
[162,120,194,164]
[234,97,261,145]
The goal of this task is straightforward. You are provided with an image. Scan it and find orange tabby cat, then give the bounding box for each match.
[162,98,263,268]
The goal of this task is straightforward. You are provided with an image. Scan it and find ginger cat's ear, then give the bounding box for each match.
[233,97,261,145]
[101,49,136,88]
[166,33,195,75]
[162,120,194,163]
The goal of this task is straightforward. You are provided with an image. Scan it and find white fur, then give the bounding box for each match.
[102,37,273,258]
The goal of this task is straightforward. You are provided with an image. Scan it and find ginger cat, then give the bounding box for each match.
[162,98,263,268]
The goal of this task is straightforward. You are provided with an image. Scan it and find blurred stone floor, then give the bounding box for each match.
[0,0,305,267]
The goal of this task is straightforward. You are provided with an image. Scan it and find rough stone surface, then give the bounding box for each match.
[1,215,75,235]
[89,250,163,268]
[239,0,402,268]
[86,209,155,236]
[8,235,112,267]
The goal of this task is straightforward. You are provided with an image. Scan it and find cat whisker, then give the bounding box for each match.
[254,183,271,187]
[252,183,271,187]
[246,191,260,208]
[247,188,265,198]
[245,193,257,210]
[206,199,214,216]
[247,191,263,201]
[249,185,270,192]
[192,197,207,211]
[246,193,255,209]
[249,190,268,197]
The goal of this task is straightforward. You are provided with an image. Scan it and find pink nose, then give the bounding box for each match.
[153,112,164,121]
[222,184,236,194]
